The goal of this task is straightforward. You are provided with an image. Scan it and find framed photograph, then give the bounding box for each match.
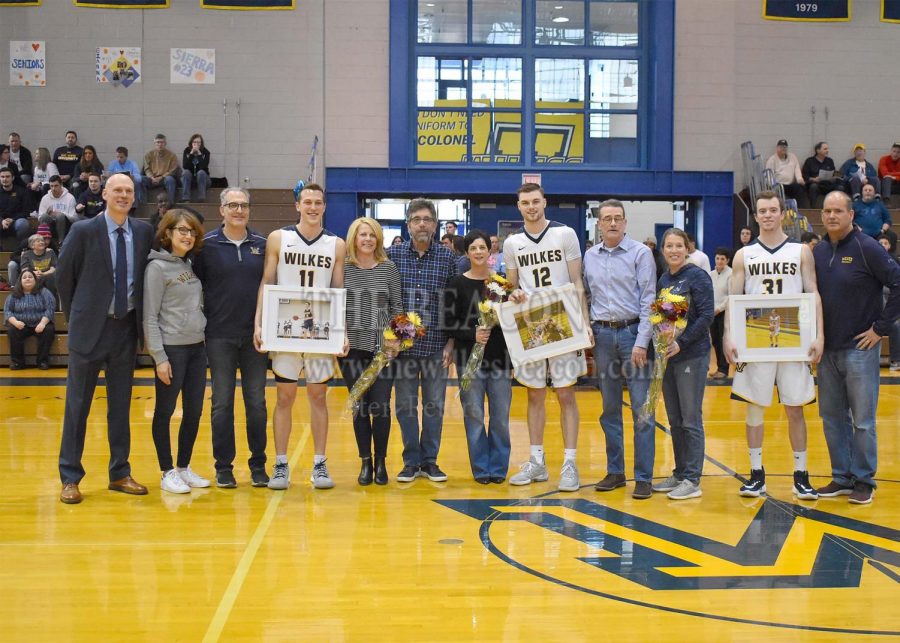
[728,293,817,362]
[260,285,346,354]
[497,283,592,367]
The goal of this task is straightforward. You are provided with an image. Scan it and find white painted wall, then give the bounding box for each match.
[674,0,900,189]
[0,0,389,189]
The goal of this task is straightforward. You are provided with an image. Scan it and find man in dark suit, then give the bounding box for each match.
[57,173,154,504]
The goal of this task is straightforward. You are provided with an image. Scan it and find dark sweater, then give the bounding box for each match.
[814,228,900,350]
[76,188,106,219]
[182,147,211,175]
[52,145,83,179]
[656,263,714,363]
[443,274,511,372]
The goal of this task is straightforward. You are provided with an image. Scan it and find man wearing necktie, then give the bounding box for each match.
[57,173,155,504]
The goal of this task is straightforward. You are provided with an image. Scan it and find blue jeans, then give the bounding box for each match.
[393,350,447,467]
[151,342,207,471]
[181,169,209,202]
[818,347,880,488]
[661,355,707,483]
[145,175,177,204]
[592,323,655,482]
[206,336,268,473]
[458,367,511,480]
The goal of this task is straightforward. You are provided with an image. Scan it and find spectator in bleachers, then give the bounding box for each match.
[876,234,900,371]
[709,247,732,379]
[643,236,667,281]
[149,192,172,231]
[70,145,103,198]
[8,232,57,294]
[3,268,56,370]
[107,146,144,204]
[38,176,77,242]
[877,143,900,206]
[143,133,180,205]
[685,232,711,272]
[26,147,58,203]
[0,144,22,185]
[800,231,820,249]
[854,184,894,245]
[8,133,32,186]
[51,130,82,188]
[0,167,31,243]
[802,142,843,208]
[840,143,879,199]
[181,133,210,203]
[738,225,754,248]
[74,173,106,220]
[766,139,808,208]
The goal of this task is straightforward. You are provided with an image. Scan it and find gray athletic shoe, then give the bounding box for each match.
[557,460,580,492]
[311,459,335,489]
[267,462,290,490]
[667,480,702,500]
[652,475,681,493]
[509,457,549,486]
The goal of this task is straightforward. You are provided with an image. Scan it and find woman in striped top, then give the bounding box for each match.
[340,218,403,485]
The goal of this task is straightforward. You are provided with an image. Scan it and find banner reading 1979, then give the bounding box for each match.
[763,0,851,21]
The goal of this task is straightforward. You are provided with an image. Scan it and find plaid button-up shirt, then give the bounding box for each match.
[387,240,458,358]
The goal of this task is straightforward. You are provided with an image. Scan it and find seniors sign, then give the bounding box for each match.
[9,41,45,87]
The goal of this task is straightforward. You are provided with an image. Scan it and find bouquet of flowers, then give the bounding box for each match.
[460,273,514,391]
[346,312,426,412]
[637,287,689,422]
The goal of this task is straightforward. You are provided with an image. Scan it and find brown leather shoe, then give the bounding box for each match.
[108,476,149,495]
[632,481,653,499]
[60,483,83,504]
[594,473,627,491]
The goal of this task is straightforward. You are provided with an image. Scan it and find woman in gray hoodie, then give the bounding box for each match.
[143,210,209,494]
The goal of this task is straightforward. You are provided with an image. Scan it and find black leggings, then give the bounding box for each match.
[151,342,207,471]
[339,349,394,458]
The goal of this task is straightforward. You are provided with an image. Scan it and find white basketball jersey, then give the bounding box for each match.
[503,221,581,294]
[276,226,337,288]
[742,239,804,296]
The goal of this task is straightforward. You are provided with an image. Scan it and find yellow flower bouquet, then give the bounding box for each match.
[637,287,689,422]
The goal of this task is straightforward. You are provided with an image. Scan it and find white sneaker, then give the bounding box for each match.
[509,457,549,486]
[178,466,211,488]
[310,460,335,489]
[557,460,580,492]
[268,462,290,490]
[161,469,190,494]
[652,475,681,493]
[667,479,702,500]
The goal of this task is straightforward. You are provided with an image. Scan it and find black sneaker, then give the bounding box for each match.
[397,465,419,483]
[250,468,269,487]
[421,462,448,482]
[739,468,766,497]
[792,470,818,500]
[216,470,237,488]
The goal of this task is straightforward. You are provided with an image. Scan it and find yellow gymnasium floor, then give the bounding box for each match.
[1,368,899,641]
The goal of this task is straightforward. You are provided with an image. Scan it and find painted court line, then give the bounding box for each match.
[202,429,310,643]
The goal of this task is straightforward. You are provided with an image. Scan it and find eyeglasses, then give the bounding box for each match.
[172,226,198,237]
[409,216,436,225]
[225,202,250,211]
[600,216,625,224]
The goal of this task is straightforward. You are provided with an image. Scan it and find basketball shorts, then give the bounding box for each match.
[513,350,587,389]
[272,352,335,384]
[731,361,815,407]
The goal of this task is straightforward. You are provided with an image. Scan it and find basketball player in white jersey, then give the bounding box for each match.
[254,184,346,490]
[504,183,592,492]
[724,191,823,500]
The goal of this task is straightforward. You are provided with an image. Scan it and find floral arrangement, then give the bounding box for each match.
[346,312,426,412]
[638,287,689,422]
[460,273,514,391]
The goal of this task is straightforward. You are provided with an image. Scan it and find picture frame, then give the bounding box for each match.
[260,285,346,354]
[496,283,592,367]
[727,293,817,362]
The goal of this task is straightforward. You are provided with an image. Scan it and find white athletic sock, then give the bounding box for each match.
[530,445,545,462]
[793,451,807,472]
[563,448,577,463]
[313,454,326,465]
[748,448,763,471]
[275,455,288,465]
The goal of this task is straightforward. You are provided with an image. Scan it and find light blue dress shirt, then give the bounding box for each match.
[582,235,657,349]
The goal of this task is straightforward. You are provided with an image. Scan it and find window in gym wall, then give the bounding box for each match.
[413,0,645,168]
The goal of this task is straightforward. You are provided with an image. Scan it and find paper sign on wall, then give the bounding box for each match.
[96,47,141,86]
[170,49,215,84]
[10,41,46,87]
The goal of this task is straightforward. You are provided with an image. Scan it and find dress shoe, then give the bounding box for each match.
[108,476,149,495]
[60,483,83,504]
[490,476,505,484]
[594,473,627,491]
[373,457,388,485]
[358,457,374,486]
[475,477,490,484]
[632,481,653,499]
